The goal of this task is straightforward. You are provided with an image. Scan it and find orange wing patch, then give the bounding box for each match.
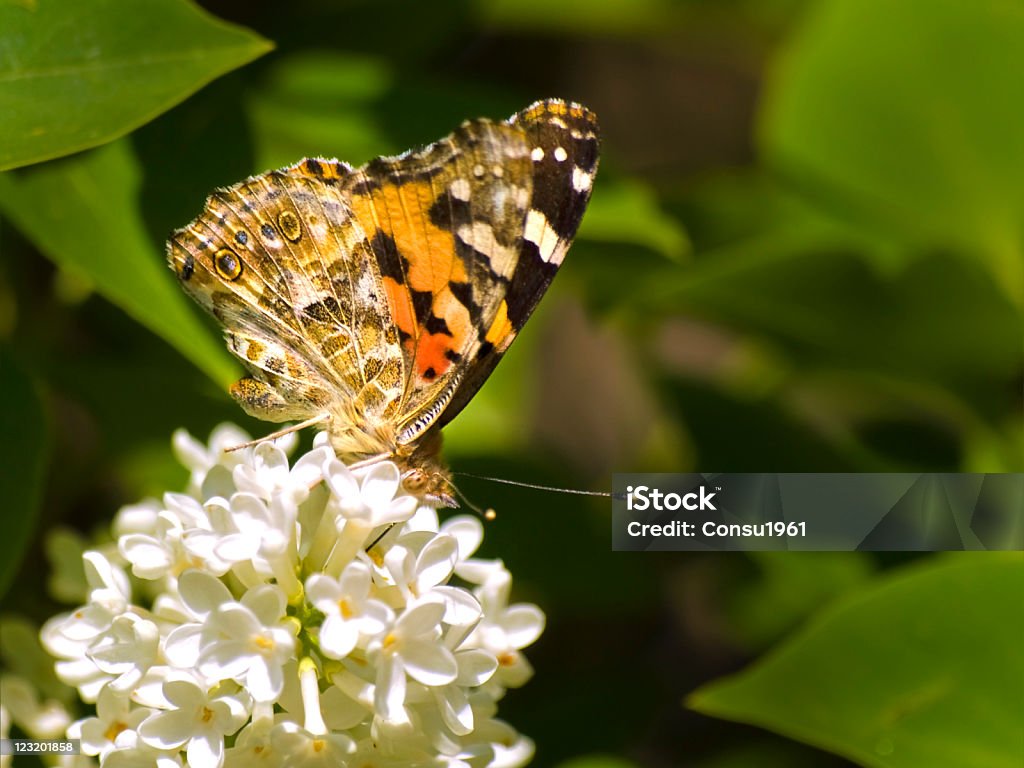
[484,299,514,350]
[348,176,477,386]
[349,180,468,292]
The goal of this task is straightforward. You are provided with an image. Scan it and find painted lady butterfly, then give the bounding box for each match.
[167,99,599,505]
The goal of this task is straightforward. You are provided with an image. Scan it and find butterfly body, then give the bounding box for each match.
[167,100,599,504]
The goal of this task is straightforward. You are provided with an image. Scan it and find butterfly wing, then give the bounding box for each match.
[167,165,408,447]
[335,99,599,445]
[435,100,600,431]
[168,99,598,461]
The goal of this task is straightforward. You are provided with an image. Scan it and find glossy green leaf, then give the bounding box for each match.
[0,351,48,599]
[0,140,238,387]
[690,555,1024,768]
[0,0,272,170]
[759,0,1024,307]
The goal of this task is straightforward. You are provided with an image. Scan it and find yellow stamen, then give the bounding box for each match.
[338,598,354,619]
[103,721,127,742]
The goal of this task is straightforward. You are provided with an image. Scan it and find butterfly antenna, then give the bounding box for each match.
[452,471,613,499]
[442,476,497,520]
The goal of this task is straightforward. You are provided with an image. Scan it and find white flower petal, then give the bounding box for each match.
[187,731,225,768]
[172,428,208,469]
[162,624,202,668]
[245,657,283,703]
[454,558,507,586]
[440,515,484,559]
[213,532,261,562]
[413,534,458,590]
[379,495,418,524]
[359,462,402,509]
[323,459,359,500]
[177,570,233,619]
[320,685,367,731]
[375,654,407,723]
[456,649,498,686]
[337,560,371,599]
[319,616,358,659]
[82,551,130,600]
[395,599,445,636]
[436,684,473,735]
[118,535,173,580]
[305,573,340,608]
[163,493,209,528]
[402,642,458,687]
[432,586,482,628]
[354,600,393,637]
[501,605,546,649]
[240,585,286,626]
[138,709,193,749]
[291,446,330,487]
[384,545,415,587]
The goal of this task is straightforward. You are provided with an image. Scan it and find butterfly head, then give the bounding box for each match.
[393,430,457,508]
[400,467,458,509]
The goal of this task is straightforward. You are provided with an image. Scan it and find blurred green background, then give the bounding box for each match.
[1,1,1022,766]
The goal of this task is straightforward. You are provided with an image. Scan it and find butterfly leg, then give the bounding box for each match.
[223,412,332,453]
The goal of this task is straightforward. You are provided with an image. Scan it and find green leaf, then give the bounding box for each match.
[0,140,238,387]
[690,555,1024,768]
[759,0,1024,307]
[0,351,48,599]
[0,0,272,170]
[580,177,690,261]
[247,51,393,171]
[724,551,874,650]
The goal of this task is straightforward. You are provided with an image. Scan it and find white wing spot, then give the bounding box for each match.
[492,164,504,178]
[531,147,545,162]
[553,147,568,162]
[524,209,565,264]
[449,178,471,201]
[572,166,593,193]
[457,222,517,278]
[473,164,485,178]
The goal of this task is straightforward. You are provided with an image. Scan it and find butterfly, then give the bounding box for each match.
[167,99,599,506]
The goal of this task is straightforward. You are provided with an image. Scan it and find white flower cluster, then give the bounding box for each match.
[39,425,544,768]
